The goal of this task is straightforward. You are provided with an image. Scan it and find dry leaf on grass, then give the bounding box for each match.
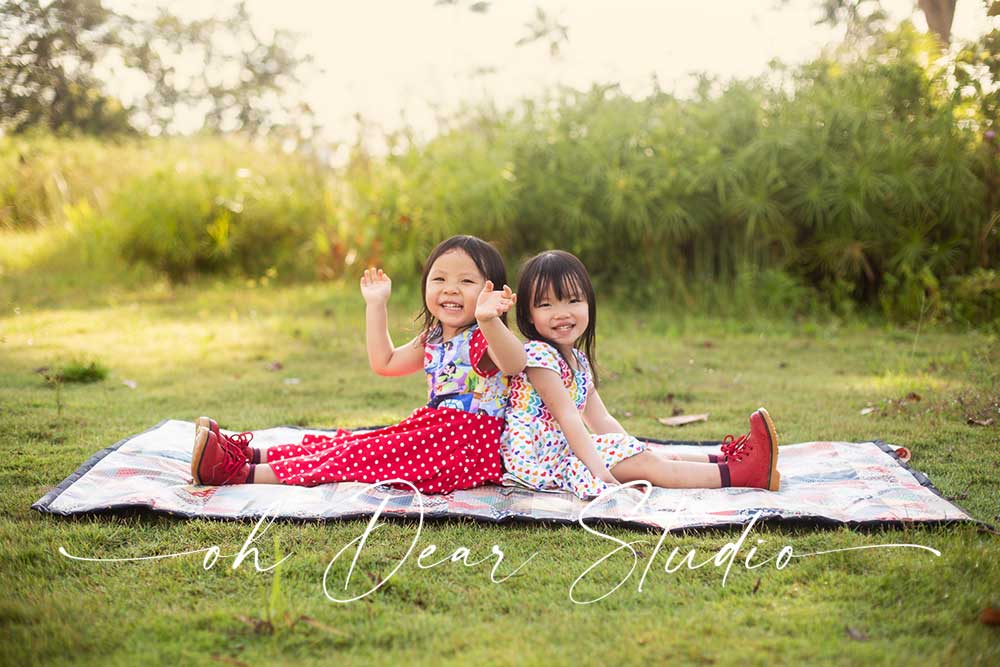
[845,626,869,641]
[298,615,347,636]
[234,614,273,635]
[658,413,709,427]
[980,607,1000,625]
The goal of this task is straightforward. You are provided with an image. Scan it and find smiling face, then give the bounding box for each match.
[424,249,486,338]
[515,250,599,380]
[528,283,590,355]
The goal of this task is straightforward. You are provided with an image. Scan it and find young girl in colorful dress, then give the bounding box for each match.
[501,250,781,499]
[191,235,527,494]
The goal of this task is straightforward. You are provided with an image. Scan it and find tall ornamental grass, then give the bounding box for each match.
[351,26,997,323]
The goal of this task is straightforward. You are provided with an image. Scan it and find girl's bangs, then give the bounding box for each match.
[530,261,586,306]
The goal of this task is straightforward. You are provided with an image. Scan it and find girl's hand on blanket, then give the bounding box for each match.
[475,281,516,321]
[360,268,392,306]
[596,471,648,506]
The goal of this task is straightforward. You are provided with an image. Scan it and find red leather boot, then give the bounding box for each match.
[195,416,255,461]
[718,408,780,491]
[191,426,252,486]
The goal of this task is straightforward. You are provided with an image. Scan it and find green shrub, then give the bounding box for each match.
[101,140,332,282]
[1,135,337,283]
[943,269,1000,329]
[0,133,138,230]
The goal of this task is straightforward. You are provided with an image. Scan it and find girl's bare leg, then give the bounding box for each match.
[612,451,722,488]
[652,449,714,463]
[252,464,281,484]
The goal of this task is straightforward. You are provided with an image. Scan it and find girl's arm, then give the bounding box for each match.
[581,386,627,435]
[361,268,425,377]
[527,367,618,485]
[475,281,527,376]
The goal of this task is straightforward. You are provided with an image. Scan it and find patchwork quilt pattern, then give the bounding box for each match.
[32,420,981,532]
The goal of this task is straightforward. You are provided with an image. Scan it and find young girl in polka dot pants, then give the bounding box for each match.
[191,235,527,494]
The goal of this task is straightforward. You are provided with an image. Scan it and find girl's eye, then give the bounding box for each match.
[462,279,475,284]
[537,302,550,308]
[432,277,444,282]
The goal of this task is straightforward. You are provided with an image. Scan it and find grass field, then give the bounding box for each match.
[1,277,998,666]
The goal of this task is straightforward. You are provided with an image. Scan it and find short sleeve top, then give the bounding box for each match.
[423,324,509,418]
[507,340,591,422]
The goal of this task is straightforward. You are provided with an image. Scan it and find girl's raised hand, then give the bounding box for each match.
[360,268,392,305]
[475,280,516,321]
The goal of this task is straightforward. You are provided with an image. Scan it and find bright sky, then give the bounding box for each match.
[111,0,991,149]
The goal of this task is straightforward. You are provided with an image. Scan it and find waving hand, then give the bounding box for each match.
[475,281,516,322]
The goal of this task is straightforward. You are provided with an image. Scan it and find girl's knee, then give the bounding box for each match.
[610,451,653,478]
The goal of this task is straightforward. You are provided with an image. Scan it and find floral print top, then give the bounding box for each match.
[423,324,509,419]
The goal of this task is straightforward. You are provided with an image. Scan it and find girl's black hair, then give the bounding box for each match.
[416,235,508,337]
[515,250,599,386]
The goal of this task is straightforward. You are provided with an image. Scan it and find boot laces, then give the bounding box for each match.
[213,437,246,481]
[225,431,254,448]
[720,432,752,462]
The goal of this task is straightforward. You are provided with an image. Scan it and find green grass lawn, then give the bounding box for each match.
[1,279,998,666]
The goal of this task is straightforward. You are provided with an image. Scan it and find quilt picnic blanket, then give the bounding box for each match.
[32,419,981,531]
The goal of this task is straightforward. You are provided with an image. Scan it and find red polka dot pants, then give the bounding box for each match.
[265,406,504,494]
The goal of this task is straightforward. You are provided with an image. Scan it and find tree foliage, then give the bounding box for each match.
[0,0,313,136]
[804,0,961,44]
[433,0,570,56]
[0,0,134,134]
